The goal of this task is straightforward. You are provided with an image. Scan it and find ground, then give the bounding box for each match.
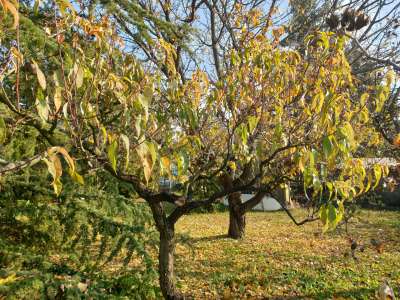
[173,209,400,299]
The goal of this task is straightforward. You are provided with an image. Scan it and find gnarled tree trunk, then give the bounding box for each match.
[228,191,266,239]
[159,226,184,300]
[228,192,245,239]
[149,202,184,300]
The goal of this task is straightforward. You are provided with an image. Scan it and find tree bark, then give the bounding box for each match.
[149,201,185,300]
[227,191,266,239]
[227,192,246,239]
[159,227,184,300]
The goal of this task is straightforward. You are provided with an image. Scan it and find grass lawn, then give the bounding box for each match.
[173,209,400,299]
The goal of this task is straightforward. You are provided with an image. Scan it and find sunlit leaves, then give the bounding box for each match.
[74,65,84,89]
[174,151,189,179]
[55,0,75,15]
[372,165,382,189]
[53,87,63,112]
[107,136,118,173]
[120,134,130,170]
[31,60,46,90]
[43,154,63,195]
[160,156,172,178]
[159,39,177,76]
[393,133,400,148]
[44,147,83,195]
[0,116,6,144]
[319,202,344,232]
[137,141,158,184]
[217,27,389,232]
[0,0,19,29]
[137,86,153,122]
[35,89,50,122]
[247,116,259,134]
[322,136,333,159]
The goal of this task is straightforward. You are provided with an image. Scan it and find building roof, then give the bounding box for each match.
[361,158,399,167]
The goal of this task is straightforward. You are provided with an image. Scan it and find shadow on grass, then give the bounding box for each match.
[190,234,228,244]
[266,287,376,299]
[303,287,377,300]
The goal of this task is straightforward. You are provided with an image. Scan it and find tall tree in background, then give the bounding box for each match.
[282,0,400,158]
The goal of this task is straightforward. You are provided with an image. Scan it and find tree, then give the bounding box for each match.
[99,0,399,239]
[65,10,390,299]
[1,2,391,299]
[281,0,400,158]
[0,2,159,298]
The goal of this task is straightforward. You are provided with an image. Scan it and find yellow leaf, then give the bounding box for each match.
[75,66,84,88]
[107,138,118,172]
[161,156,172,177]
[54,87,63,112]
[0,273,18,285]
[137,142,157,183]
[31,60,46,90]
[47,146,75,172]
[393,133,400,148]
[43,154,63,195]
[1,0,19,29]
[69,168,84,185]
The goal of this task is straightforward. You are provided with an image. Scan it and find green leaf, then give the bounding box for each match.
[248,116,259,134]
[327,203,337,224]
[138,85,153,122]
[174,151,189,179]
[36,92,50,122]
[309,149,316,170]
[322,136,333,158]
[69,169,84,185]
[360,93,369,106]
[238,124,248,146]
[107,139,118,173]
[33,0,40,14]
[319,33,329,49]
[326,182,334,200]
[146,141,157,169]
[319,204,328,232]
[0,116,6,144]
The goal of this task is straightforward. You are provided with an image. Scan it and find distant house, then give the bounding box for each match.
[362,157,400,207]
[361,157,398,168]
[222,184,292,212]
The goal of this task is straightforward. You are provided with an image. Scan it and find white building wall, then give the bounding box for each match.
[223,194,282,211]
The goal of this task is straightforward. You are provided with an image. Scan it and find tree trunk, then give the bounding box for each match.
[159,227,184,300]
[149,201,184,300]
[228,192,246,239]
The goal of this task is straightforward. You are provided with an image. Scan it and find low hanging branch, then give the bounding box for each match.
[0,153,44,175]
[274,197,319,226]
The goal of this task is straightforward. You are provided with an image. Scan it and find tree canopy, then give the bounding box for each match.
[0,1,397,299]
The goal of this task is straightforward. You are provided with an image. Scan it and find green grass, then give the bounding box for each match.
[1,209,398,299]
[174,209,400,299]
